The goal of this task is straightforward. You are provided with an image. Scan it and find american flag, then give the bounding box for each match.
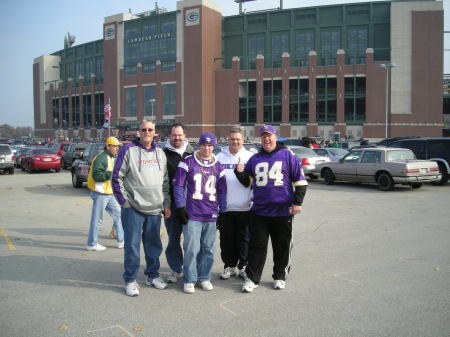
[104,103,112,119]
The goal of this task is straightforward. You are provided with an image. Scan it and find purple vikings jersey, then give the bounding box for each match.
[244,148,307,217]
[173,152,227,222]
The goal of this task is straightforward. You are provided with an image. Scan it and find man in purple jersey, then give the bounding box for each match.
[235,124,308,292]
[173,132,227,294]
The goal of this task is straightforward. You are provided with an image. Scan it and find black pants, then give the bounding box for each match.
[219,211,251,270]
[246,212,293,284]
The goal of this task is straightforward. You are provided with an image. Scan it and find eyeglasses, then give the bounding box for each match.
[141,128,154,133]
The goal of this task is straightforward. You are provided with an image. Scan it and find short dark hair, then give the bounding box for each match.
[170,123,185,133]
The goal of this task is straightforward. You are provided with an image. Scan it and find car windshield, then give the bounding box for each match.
[329,148,348,156]
[290,147,316,156]
[386,150,416,161]
[0,145,11,155]
[75,144,89,151]
[33,149,56,155]
[61,144,71,151]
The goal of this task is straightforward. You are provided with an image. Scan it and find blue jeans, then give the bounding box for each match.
[182,220,216,283]
[87,191,123,246]
[122,206,163,283]
[164,204,183,274]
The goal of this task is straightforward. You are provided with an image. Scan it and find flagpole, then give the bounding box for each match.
[108,98,111,138]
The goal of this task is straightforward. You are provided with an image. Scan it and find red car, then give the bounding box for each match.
[22,148,61,173]
[52,142,73,157]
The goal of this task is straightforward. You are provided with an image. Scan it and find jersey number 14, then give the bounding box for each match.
[192,174,216,201]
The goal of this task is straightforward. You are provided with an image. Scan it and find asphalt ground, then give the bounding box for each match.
[0,169,449,337]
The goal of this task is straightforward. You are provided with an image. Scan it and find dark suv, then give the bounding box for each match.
[71,142,105,188]
[388,138,450,185]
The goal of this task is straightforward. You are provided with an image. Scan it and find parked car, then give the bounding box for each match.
[288,146,330,179]
[387,138,450,185]
[61,143,90,169]
[0,144,15,175]
[52,142,73,157]
[71,142,105,188]
[312,147,441,191]
[21,148,61,173]
[313,148,349,162]
[14,146,31,168]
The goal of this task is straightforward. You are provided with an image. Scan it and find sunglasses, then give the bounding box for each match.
[141,128,154,133]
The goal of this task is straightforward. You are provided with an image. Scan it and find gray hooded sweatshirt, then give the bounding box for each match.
[112,138,170,215]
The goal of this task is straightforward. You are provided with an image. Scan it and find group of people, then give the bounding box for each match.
[85,120,308,296]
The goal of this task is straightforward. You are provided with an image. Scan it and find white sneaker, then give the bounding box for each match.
[166,271,181,283]
[273,280,286,290]
[86,244,106,251]
[117,241,124,249]
[125,282,139,297]
[200,280,214,291]
[242,279,258,293]
[184,283,195,294]
[220,267,237,279]
[146,276,167,290]
[238,267,247,279]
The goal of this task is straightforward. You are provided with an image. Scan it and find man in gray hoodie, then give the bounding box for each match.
[112,120,171,297]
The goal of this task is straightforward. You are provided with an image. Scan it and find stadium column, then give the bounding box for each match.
[307,51,318,137]
[335,49,346,137]
[281,52,290,137]
[180,0,222,135]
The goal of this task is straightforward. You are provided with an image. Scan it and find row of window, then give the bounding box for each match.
[125,84,176,117]
[60,57,104,87]
[52,94,105,128]
[239,77,365,124]
[244,27,368,69]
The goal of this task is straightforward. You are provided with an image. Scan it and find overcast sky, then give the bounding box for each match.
[0,0,448,127]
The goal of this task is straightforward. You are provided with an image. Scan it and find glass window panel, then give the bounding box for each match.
[163,83,176,116]
[144,86,156,117]
[125,88,137,117]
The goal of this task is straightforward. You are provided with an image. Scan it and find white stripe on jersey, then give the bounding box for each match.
[178,161,189,172]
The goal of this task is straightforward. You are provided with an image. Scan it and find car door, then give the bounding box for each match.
[357,150,381,183]
[333,150,363,182]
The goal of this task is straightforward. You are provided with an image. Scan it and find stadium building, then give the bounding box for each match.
[33,0,444,140]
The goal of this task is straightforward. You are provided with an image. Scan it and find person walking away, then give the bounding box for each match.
[216,127,253,280]
[112,120,171,297]
[86,137,124,251]
[172,133,227,294]
[163,123,194,283]
[234,125,308,292]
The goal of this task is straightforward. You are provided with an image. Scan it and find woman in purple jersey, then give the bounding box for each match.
[235,125,308,293]
[172,133,227,294]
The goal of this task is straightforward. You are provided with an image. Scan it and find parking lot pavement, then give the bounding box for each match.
[1,169,449,337]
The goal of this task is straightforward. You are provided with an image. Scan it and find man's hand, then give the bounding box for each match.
[216,213,224,230]
[290,205,302,215]
[236,157,244,173]
[176,207,189,225]
[164,207,171,219]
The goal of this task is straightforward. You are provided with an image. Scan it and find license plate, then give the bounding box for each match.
[420,168,427,174]
[43,158,51,161]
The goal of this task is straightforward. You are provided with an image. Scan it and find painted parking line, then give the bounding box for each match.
[0,227,16,250]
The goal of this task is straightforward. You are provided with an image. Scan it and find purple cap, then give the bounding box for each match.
[259,124,277,136]
[198,132,216,146]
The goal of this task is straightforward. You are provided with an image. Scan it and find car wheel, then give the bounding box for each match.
[377,172,394,191]
[9,167,14,175]
[55,168,61,173]
[431,163,448,186]
[411,183,422,189]
[72,171,82,188]
[323,168,335,185]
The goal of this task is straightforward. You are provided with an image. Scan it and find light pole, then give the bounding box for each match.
[379,62,396,138]
[149,98,156,117]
